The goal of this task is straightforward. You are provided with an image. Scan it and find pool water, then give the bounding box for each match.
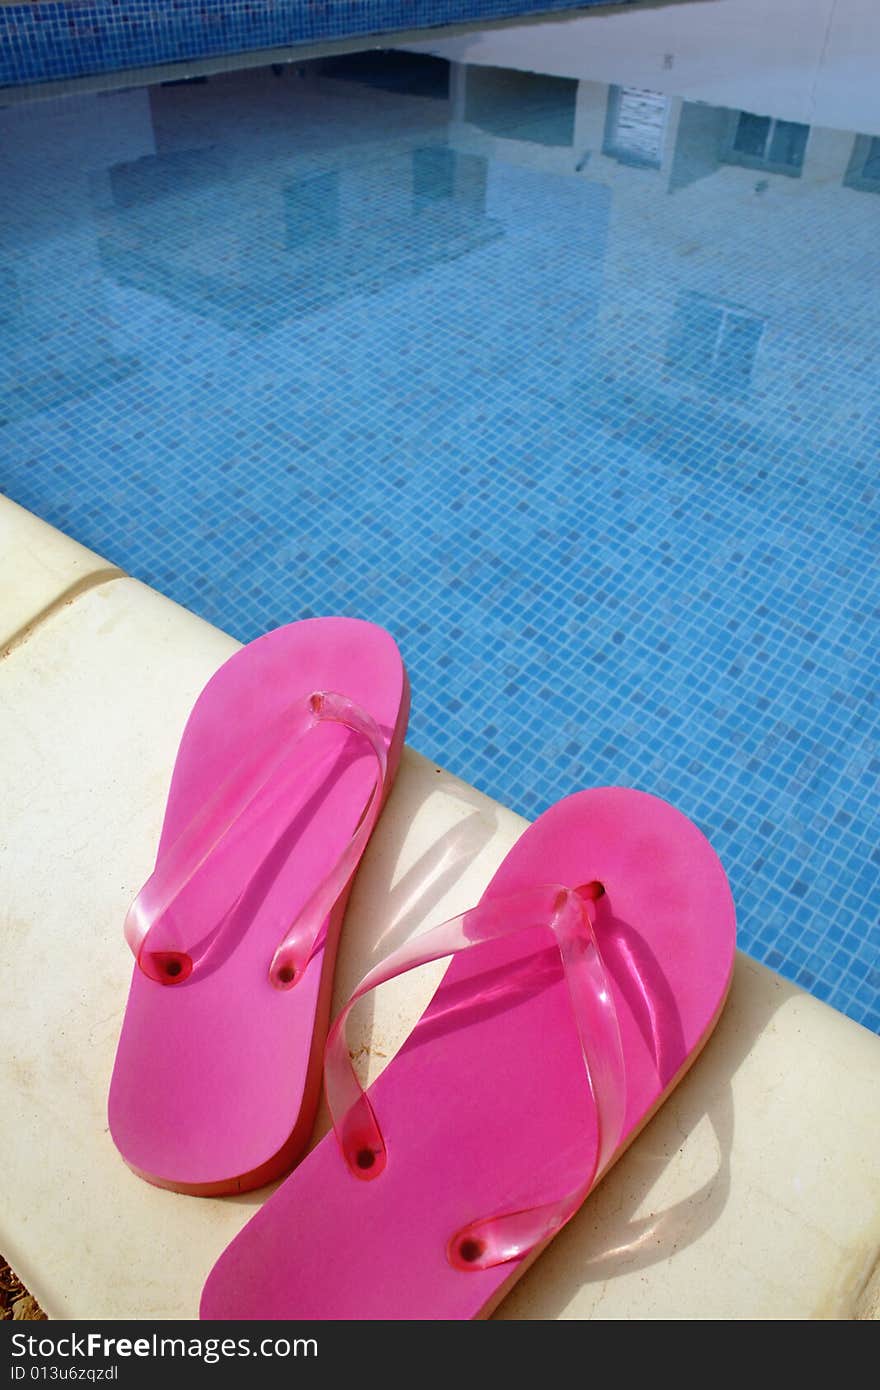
[1,35,878,1030]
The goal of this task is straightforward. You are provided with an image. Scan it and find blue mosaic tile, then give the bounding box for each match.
[0,58,878,1033]
[0,0,628,89]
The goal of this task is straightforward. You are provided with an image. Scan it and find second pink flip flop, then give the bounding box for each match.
[201,786,735,1319]
[108,617,409,1195]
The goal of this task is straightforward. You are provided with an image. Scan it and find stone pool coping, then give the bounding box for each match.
[0,493,878,1319]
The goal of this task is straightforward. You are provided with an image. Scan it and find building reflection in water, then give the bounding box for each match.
[2,51,878,437]
[92,72,503,334]
[844,134,880,192]
[603,86,671,169]
[450,59,878,432]
[667,291,765,394]
[462,64,577,147]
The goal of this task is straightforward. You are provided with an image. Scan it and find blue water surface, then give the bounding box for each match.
[1,49,878,1030]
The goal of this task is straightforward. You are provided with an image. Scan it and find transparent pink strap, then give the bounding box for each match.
[124,690,387,988]
[324,884,626,1272]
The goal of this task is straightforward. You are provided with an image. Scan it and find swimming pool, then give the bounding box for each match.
[1,18,878,1032]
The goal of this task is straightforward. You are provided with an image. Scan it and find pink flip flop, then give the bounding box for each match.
[108,617,409,1195]
[200,786,735,1319]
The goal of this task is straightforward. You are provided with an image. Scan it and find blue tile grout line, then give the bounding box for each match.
[0,56,877,1033]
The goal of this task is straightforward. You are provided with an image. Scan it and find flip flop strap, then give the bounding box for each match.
[124,690,387,988]
[324,884,626,1272]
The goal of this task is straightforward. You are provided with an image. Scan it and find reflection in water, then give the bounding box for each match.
[449,59,878,441]
[0,57,876,445]
[319,49,451,100]
[0,88,152,422]
[0,180,143,418]
[406,0,880,135]
[0,59,875,431]
[0,50,878,1032]
[94,92,501,334]
[413,145,455,203]
[844,134,880,192]
[669,102,730,193]
[463,65,577,147]
[722,110,810,177]
[285,171,340,247]
[603,86,671,169]
[107,146,227,208]
[667,292,765,394]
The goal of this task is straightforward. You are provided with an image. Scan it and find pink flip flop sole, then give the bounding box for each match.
[200,786,735,1317]
[108,617,409,1195]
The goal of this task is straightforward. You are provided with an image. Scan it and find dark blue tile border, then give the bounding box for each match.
[0,1,628,89]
